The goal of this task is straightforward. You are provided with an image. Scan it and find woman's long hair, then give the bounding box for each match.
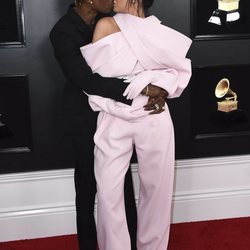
[126,0,154,16]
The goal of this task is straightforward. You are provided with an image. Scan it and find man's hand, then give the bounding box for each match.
[141,84,168,98]
[141,84,168,114]
[144,96,166,114]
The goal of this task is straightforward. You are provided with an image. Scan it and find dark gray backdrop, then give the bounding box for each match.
[0,0,249,174]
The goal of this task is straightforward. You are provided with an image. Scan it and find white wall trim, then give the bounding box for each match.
[0,169,74,183]
[174,185,250,201]
[0,202,75,219]
[0,154,250,242]
[175,154,250,168]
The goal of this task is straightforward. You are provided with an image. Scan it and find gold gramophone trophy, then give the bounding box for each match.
[0,114,5,127]
[213,78,247,126]
[0,114,12,139]
[215,78,238,112]
[208,0,240,26]
[218,0,240,12]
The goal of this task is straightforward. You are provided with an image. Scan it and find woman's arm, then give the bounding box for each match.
[123,66,191,100]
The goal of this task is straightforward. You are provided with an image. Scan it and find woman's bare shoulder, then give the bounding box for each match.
[92,16,120,43]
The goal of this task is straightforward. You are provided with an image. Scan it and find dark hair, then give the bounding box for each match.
[127,0,154,15]
[142,0,154,12]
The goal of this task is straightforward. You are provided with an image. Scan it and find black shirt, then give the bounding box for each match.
[50,5,131,134]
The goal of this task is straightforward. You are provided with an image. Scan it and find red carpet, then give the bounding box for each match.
[1,217,250,249]
[168,217,250,250]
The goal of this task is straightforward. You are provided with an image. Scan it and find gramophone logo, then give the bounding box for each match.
[208,0,241,26]
[215,78,238,112]
[0,114,5,127]
[214,78,248,125]
[0,113,12,139]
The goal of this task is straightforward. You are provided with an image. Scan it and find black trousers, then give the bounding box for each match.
[69,133,137,250]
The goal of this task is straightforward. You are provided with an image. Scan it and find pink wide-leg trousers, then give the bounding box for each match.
[94,99,175,250]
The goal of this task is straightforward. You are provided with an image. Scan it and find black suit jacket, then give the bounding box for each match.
[50,5,131,134]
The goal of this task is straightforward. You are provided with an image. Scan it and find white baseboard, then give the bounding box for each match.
[0,154,250,242]
[172,154,250,222]
[0,169,77,242]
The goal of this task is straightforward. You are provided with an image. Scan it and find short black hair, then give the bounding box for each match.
[75,0,84,5]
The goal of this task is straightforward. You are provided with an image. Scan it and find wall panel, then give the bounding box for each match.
[0,0,249,171]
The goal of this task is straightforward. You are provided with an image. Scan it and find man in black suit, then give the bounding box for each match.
[50,1,167,249]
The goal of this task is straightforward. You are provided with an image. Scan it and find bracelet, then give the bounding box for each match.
[145,85,149,96]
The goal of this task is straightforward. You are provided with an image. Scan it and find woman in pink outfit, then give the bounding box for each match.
[80,0,192,249]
